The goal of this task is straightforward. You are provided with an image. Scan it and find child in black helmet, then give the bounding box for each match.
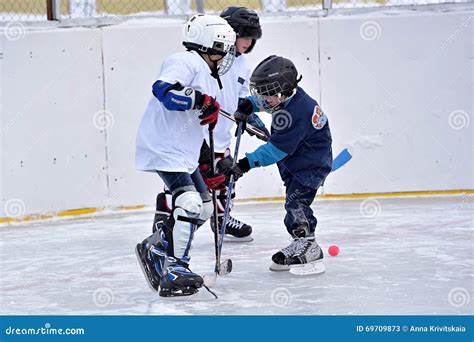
[206,6,266,242]
[218,55,333,275]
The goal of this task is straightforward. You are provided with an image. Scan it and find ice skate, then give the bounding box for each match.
[270,233,325,275]
[135,241,166,292]
[214,215,253,242]
[159,257,204,297]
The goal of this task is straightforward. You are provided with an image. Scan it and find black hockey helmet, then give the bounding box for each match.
[220,7,262,53]
[250,55,301,97]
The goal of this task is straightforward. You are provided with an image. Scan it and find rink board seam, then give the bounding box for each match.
[0,190,472,224]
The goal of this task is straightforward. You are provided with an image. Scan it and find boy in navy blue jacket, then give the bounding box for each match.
[219,55,333,274]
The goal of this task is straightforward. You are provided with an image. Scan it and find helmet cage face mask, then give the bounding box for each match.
[218,45,235,76]
[250,82,286,113]
[252,80,284,97]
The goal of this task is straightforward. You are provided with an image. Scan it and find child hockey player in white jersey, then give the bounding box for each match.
[152,7,267,242]
[218,56,333,275]
[135,15,236,297]
[200,7,267,242]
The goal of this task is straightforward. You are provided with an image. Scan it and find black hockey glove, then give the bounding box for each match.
[234,98,255,137]
[216,157,251,182]
[234,98,254,123]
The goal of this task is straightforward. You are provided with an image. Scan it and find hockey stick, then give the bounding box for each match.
[221,108,353,172]
[221,106,354,172]
[331,148,352,172]
[217,121,243,263]
[204,127,232,288]
[222,109,351,172]
[219,108,269,141]
[203,122,244,287]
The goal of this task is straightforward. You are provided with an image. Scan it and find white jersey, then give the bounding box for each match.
[135,51,220,173]
[214,54,251,152]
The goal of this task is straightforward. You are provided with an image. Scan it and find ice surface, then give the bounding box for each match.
[1,195,472,315]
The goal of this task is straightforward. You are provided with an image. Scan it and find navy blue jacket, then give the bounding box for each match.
[269,87,333,189]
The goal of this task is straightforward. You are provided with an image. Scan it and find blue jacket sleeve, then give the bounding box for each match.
[246,142,288,168]
[152,80,199,111]
[240,96,270,137]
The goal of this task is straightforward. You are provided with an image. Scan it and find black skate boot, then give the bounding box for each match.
[270,227,325,275]
[159,257,204,297]
[216,215,253,242]
[152,191,172,233]
[214,185,253,242]
[135,230,168,292]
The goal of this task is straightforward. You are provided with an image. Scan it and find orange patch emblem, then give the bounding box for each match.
[312,105,327,129]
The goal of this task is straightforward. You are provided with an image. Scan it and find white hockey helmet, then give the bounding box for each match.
[183,14,236,75]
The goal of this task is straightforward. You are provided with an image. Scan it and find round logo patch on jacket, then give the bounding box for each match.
[312,105,327,129]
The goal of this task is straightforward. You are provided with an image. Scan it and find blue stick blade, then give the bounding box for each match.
[331,148,352,172]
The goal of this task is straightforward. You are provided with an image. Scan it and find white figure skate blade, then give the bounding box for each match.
[289,260,326,276]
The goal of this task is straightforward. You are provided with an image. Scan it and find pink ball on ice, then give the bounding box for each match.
[328,245,339,256]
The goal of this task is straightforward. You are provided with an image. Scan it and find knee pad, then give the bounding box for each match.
[167,191,203,259]
[175,190,203,215]
[200,198,213,221]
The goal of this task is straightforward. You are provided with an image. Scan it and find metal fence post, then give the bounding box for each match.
[323,0,332,10]
[47,0,61,20]
[196,0,205,13]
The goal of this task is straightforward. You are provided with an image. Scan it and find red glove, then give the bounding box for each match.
[199,95,220,131]
[198,163,226,190]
